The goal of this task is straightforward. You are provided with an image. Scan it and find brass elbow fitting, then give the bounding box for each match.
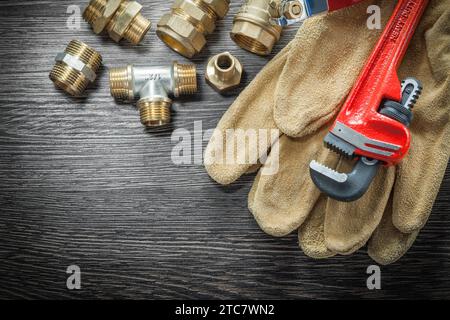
[109,62,198,127]
[205,52,243,93]
[156,0,230,58]
[231,0,282,56]
[83,0,151,45]
[49,40,102,96]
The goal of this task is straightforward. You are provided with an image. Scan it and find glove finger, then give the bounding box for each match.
[392,2,450,233]
[324,160,396,254]
[368,199,419,265]
[249,127,339,237]
[298,195,335,259]
[274,0,396,137]
[204,41,293,185]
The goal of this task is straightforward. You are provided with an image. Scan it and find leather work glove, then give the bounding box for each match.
[205,0,450,264]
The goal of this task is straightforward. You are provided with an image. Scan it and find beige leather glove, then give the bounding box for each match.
[205,0,450,264]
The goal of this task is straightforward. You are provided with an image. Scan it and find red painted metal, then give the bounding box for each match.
[329,0,428,165]
[327,0,366,11]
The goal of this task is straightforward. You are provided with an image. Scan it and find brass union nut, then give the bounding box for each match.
[157,13,207,58]
[83,0,151,45]
[108,1,142,42]
[157,0,230,58]
[205,52,243,93]
[231,0,282,56]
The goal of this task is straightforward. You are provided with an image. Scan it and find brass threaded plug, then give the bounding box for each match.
[109,62,198,127]
[49,40,102,96]
[156,0,230,58]
[231,0,282,56]
[83,0,151,45]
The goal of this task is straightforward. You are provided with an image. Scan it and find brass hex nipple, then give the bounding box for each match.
[205,52,243,93]
[49,40,102,96]
[83,0,151,45]
[231,0,282,56]
[156,0,230,58]
[109,62,197,127]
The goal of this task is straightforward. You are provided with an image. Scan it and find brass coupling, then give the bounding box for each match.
[231,0,282,56]
[156,0,230,58]
[83,0,151,45]
[205,52,243,93]
[49,40,102,96]
[109,62,198,127]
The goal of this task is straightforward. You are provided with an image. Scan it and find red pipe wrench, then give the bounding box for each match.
[271,0,367,26]
[310,0,428,202]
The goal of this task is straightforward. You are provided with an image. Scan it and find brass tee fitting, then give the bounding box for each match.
[205,52,243,93]
[231,0,282,56]
[83,0,151,45]
[156,0,230,58]
[49,40,102,96]
[109,62,197,127]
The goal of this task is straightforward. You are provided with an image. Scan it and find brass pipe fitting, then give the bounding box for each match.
[231,0,282,56]
[268,0,303,21]
[205,52,243,93]
[83,0,151,45]
[109,62,198,127]
[156,0,230,58]
[49,40,102,96]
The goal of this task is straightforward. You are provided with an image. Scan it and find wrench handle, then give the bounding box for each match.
[327,0,366,12]
[333,0,428,165]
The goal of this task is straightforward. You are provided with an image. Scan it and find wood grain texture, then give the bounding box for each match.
[0,0,449,300]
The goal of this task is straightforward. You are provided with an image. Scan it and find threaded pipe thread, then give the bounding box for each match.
[109,66,133,101]
[138,99,172,127]
[232,33,271,56]
[65,40,103,72]
[83,0,107,24]
[174,63,197,96]
[123,14,152,45]
[50,63,89,96]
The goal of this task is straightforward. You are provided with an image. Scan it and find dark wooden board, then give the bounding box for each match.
[0,0,449,300]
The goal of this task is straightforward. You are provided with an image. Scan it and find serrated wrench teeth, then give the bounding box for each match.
[309,157,380,202]
[309,160,348,183]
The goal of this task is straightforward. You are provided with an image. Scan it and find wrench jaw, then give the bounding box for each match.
[310,158,380,202]
[309,128,381,202]
[309,77,422,202]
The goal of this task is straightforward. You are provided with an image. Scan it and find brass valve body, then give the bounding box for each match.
[49,40,102,96]
[231,0,282,56]
[83,0,151,45]
[205,52,243,93]
[109,62,197,127]
[268,0,303,20]
[156,0,230,58]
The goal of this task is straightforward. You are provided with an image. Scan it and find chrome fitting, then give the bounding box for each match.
[49,40,102,96]
[205,52,243,93]
[156,0,230,58]
[83,0,151,45]
[231,0,282,56]
[109,62,198,127]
